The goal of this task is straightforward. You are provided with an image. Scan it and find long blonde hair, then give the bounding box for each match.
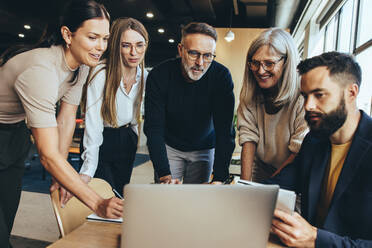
[240,28,300,107]
[82,17,148,127]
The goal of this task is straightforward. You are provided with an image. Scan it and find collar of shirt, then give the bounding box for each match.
[119,65,142,97]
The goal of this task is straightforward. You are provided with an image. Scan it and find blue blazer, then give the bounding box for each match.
[269,111,372,247]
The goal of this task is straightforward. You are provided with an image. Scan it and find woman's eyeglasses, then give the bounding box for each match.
[248,57,285,72]
[121,42,146,53]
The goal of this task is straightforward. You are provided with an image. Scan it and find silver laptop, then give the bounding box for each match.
[122,184,278,248]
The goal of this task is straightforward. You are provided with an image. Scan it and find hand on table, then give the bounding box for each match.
[210,181,222,185]
[271,209,317,248]
[159,175,181,184]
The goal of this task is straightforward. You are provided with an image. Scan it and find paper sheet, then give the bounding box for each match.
[87,213,123,223]
[235,178,296,213]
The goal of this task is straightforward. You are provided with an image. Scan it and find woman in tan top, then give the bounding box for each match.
[0,1,122,246]
[237,28,308,183]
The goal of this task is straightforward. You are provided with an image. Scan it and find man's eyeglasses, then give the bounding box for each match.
[248,57,285,72]
[121,42,146,53]
[182,45,216,62]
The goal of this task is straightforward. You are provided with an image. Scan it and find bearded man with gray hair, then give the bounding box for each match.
[144,22,235,184]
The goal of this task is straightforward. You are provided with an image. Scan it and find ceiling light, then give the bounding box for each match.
[24,24,31,30]
[158,28,165,34]
[18,33,25,38]
[224,30,235,42]
[224,8,235,42]
[146,12,154,18]
[168,39,174,43]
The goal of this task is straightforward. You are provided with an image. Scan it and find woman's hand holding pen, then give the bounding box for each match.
[95,197,123,219]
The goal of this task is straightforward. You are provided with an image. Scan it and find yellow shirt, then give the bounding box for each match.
[316,141,352,226]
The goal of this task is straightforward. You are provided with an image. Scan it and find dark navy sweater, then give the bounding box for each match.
[144,58,235,181]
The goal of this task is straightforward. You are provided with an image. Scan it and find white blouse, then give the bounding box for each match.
[79,64,148,177]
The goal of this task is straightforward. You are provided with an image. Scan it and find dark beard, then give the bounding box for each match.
[305,97,347,137]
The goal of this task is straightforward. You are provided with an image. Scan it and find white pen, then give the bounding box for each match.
[112,188,124,200]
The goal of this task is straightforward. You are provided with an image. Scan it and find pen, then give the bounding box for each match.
[112,188,124,200]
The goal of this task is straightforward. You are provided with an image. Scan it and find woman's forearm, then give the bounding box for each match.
[271,152,297,178]
[56,102,78,159]
[32,127,103,212]
[240,142,256,180]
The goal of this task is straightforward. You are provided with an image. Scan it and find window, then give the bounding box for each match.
[356,46,372,115]
[355,0,372,114]
[307,0,372,115]
[337,0,354,52]
[324,16,337,52]
[310,29,325,57]
[356,0,372,47]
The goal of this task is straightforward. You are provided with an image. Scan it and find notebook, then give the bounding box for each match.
[121,184,278,248]
[235,178,296,213]
[86,213,123,223]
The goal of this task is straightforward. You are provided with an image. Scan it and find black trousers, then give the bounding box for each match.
[0,121,31,248]
[95,125,138,195]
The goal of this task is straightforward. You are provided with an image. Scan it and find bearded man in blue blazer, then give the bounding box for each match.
[269,52,372,247]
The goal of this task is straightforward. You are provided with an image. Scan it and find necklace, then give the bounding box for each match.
[122,73,136,92]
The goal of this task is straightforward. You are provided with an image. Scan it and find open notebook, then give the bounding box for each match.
[87,213,123,223]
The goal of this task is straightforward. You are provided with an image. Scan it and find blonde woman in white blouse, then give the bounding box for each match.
[237,28,308,183]
[77,18,149,194]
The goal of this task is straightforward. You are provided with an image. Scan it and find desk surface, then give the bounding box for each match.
[47,221,284,248]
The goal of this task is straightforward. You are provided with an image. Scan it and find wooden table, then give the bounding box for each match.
[47,221,285,248]
[47,222,121,248]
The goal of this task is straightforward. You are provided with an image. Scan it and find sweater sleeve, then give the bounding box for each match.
[211,68,235,182]
[237,101,259,146]
[288,96,309,153]
[143,69,171,178]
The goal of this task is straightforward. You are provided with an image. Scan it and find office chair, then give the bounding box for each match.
[50,178,114,237]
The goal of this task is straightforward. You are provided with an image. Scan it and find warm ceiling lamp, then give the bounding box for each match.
[168,38,174,43]
[224,8,235,42]
[18,33,25,38]
[24,24,31,30]
[224,30,235,42]
[146,12,154,18]
[158,28,165,34]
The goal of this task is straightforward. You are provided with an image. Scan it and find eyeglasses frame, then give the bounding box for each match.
[121,42,147,54]
[248,56,286,72]
[180,44,216,63]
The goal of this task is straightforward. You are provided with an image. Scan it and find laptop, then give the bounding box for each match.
[121,184,278,248]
